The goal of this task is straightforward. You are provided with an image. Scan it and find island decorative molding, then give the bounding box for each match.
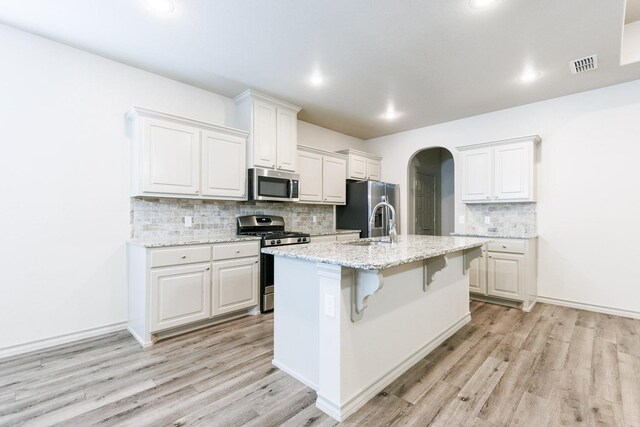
[463,246,483,273]
[352,269,384,322]
[423,255,448,291]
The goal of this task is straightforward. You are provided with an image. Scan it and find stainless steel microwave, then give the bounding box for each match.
[248,168,300,202]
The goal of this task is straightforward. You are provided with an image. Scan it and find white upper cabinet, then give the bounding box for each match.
[234,90,301,173]
[252,99,278,168]
[322,155,347,204]
[461,148,492,201]
[458,135,540,203]
[298,145,347,205]
[297,150,323,202]
[127,107,248,200]
[201,130,246,199]
[336,149,383,181]
[142,118,201,196]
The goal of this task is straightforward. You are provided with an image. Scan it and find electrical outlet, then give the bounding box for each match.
[312,215,317,224]
[324,294,335,317]
[484,216,491,225]
[459,215,465,224]
[184,216,193,227]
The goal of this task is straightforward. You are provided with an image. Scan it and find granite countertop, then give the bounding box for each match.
[451,232,538,240]
[261,234,489,270]
[128,234,262,248]
[310,229,361,236]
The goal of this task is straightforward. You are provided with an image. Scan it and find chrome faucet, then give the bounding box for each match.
[369,201,398,244]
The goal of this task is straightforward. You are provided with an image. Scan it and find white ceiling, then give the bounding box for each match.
[626,0,640,23]
[1,0,639,139]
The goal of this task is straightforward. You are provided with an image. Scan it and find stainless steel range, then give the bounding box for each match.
[237,215,310,312]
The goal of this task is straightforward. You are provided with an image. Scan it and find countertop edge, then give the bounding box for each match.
[451,232,538,240]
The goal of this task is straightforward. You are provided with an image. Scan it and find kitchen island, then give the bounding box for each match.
[261,234,488,421]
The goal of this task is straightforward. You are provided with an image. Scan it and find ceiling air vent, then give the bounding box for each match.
[569,55,598,74]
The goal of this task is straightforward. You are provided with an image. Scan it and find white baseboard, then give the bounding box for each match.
[0,322,127,360]
[316,312,471,422]
[272,359,319,391]
[537,296,640,320]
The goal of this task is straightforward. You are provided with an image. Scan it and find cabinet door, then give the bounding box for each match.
[468,251,487,294]
[150,263,211,332]
[212,257,259,316]
[143,118,200,196]
[322,156,347,204]
[349,155,367,180]
[494,142,531,201]
[366,159,382,181]
[201,130,246,199]
[487,252,525,301]
[297,151,323,202]
[276,107,298,172]
[252,100,277,168]
[461,148,492,202]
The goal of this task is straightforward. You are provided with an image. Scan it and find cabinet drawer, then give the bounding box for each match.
[311,235,337,243]
[487,240,525,254]
[213,242,260,260]
[336,233,361,241]
[150,246,211,268]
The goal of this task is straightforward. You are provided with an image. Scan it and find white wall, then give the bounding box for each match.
[367,80,640,316]
[0,24,361,354]
[622,20,640,65]
[298,120,366,152]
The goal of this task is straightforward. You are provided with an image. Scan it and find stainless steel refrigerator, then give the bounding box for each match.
[336,181,400,238]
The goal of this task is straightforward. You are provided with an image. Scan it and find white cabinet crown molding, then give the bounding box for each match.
[126,106,249,139]
[335,148,382,160]
[233,89,301,113]
[456,134,541,151]
[298,145,348,160]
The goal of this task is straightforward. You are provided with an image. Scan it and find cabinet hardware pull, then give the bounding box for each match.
[182,255,187,259]
[502,245,507,248]
[206,267,210,270]
[236,250,240,253]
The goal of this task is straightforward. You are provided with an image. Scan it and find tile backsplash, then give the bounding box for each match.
[131,198,335,239]
[465,203,536,236]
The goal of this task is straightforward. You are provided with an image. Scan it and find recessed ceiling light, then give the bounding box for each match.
[144,0,175,14]
[468,0,496,9]
[383,110,399,120]
[520,70,541,83]
[309,73,324,86]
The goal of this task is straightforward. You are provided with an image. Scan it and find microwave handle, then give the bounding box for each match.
[289,179,294,198]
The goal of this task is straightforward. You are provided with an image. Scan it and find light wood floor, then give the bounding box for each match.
[1,302,639,426]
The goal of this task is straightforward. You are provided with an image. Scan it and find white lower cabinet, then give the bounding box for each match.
[128,240,260,347]
[487,252,525,300]
[468,237,537,311]
[150,263,211,333]
[212,257,259,316]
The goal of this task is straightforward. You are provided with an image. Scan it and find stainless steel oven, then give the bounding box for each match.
[248,168,300,202]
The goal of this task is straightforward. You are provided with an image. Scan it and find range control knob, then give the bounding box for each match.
[270,240,276,245]
[297,238,302,243]
[302,237,308,242]
[276,239,282,244]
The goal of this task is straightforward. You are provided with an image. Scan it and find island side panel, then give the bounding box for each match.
[317,251,471,421]
[272,257,320,390]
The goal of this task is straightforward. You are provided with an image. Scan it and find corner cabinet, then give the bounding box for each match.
[458,135,540,203]
[336,149,382,181]
[234,90,301,173]
[127,107,249,200]
[297,145,347,205]
[127,240,260,347]
[468,237,537,311]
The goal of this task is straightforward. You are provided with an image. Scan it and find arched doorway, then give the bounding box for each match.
[408,147,455,236]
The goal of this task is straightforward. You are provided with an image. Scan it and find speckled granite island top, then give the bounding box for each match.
[128,234,261,248]
[261,235,489,270]
[451,232,538,239]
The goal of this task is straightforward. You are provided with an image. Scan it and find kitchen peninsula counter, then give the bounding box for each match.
[264,234,489,421]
